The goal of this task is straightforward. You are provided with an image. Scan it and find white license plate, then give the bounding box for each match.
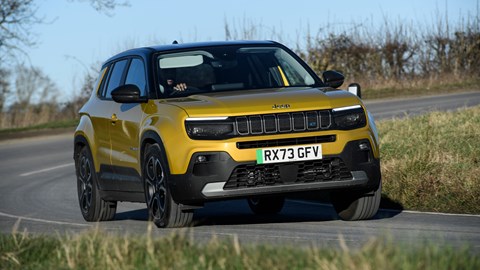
[256,144,323,164]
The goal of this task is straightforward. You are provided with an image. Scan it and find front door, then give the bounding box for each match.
[109,58,147,192]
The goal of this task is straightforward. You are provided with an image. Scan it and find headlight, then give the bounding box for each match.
[332,105,366,130]
[185,117,235,140]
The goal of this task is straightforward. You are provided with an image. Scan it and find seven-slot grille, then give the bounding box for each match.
[235,110,331,136]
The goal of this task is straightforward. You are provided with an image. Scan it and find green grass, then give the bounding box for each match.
[0,119,78,135]
[0,230,477,270]
[378,106,480,214]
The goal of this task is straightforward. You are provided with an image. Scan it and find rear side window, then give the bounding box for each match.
[125,58,146,96]
[94,67,108,96]
[104,59,128,99]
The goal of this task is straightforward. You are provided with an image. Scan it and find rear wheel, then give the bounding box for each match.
[331,182,382,221]
[75,146,117,221]
[247,196,285,214]
[143,143,193,228]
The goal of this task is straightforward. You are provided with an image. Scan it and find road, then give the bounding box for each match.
[1,91,479,250]
[364,91,480,120]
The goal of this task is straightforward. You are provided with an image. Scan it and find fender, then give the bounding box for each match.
[138,102,190,174]
[140,129,165,171]
[74,114,99,171]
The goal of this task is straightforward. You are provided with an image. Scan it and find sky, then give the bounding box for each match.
[20,0,478,103]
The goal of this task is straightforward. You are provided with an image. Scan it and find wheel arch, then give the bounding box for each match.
[73,133,105,197]
[73,135,90,161]
[74,114,98,170]
[140,130,168,174]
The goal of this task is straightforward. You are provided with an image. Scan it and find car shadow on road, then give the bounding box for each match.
[196,198,403,226]
[115,208,149,221]
[113,196,404,225]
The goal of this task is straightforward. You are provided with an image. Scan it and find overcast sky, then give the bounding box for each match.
[22,0,477,103]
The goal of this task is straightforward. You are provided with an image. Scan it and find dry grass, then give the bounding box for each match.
[378,106,480,214]
[0,105,60,130]
[362,76,480,100]
[0,228,477,270]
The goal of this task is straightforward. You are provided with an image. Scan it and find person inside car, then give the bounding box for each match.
[167,78,187,91]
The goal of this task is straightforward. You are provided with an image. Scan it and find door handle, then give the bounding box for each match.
[111,113,118,124]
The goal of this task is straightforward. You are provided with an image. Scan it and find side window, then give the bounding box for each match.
[104,59,128,99]
[94,66,108,96]
[125,58,146,96]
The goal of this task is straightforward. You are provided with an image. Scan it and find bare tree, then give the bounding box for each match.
[1,65,59,128]
[13,65,57,107]
[0,0,42,62]
[14,65,40,107]
[0,0,129,64]
[75,0,129,14]
[0,68,10,112]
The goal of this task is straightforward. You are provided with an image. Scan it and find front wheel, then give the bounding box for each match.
[247,196,285,214]
[331,182,382,221]
[75,146,117,221]
[143,143,193,228]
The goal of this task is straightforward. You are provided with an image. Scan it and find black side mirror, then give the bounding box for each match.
[111,84,147,103]
[348,83,362,98]
[322,70,344,89]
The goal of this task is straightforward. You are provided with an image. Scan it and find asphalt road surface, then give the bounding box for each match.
[1,91,479,251]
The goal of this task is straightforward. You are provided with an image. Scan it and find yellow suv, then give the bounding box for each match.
[74,41,381,228]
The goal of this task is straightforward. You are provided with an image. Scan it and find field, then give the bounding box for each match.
[378,106,480,214]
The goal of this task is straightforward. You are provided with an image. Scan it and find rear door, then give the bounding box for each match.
[95,58,129,191]
[86,66,111,172]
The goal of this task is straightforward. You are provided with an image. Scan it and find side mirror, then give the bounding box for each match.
[111,84,147,103]
[348,83,362,98]
[322,70,344,89]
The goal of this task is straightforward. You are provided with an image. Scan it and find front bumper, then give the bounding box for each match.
[169,139,381,205]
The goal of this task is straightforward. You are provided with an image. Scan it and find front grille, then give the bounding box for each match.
[224,158,352,189]
[236,135,336,149]
[235,110,331,136]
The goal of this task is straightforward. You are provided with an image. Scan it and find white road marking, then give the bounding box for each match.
[396,209,480,218]
[20,163,74,177]
[0,211,91,227]
[193,230,358,242]
[291,200,480,218]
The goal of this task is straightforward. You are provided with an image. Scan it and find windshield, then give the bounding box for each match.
[156,45,319,97]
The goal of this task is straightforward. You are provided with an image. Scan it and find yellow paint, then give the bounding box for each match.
[277,66,290,86]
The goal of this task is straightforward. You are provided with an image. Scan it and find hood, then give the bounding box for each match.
[161,87,362,117]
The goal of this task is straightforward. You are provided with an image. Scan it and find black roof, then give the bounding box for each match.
[104,40,280,64]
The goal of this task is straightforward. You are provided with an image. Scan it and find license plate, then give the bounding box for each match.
[256,144,322,164]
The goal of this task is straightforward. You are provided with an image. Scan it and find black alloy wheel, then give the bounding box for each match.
[75,146,117,221]
[143,143,193,228]
[77,153,93,215]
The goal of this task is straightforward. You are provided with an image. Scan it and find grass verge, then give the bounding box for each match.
[378,106,480,214]
[0,119,78,141]
[0,230,477,270]
[0,119,78,135]
[362,78,480,100]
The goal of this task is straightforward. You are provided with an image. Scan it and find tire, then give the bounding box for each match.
[143,143,193,228]
[75,146,117,221]
[331,181,382,221]
[247,196,285,214]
